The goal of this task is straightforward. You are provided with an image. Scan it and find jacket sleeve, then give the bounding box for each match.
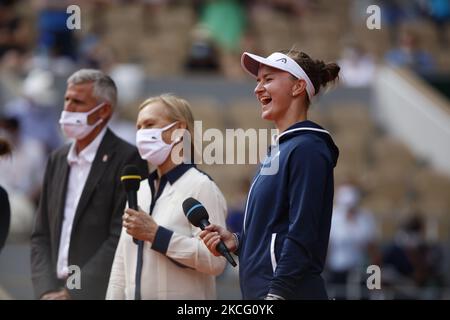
[268,141,331,299]
[30,154,60,298]
[150,179,227,276]
[69,150,145,299]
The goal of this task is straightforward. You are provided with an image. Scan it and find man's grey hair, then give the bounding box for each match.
[67,69,117,108]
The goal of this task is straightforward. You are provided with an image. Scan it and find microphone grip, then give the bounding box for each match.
[126,191,139,244]
[127,191,138,210]
[200,219,237,267]
[216,241,237,267]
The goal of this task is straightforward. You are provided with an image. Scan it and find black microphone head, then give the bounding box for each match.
[182,197,209,228]
[120,165,141,192]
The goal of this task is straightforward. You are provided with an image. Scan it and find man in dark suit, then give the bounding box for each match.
[31,69,147,300]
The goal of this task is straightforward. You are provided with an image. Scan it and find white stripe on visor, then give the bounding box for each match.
[241,52,316,100]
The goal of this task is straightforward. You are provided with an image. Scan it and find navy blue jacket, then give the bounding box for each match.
[237,120,339,300]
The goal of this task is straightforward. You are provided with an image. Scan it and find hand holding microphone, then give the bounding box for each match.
[183,197,237,267]
[121,165,160,243]
[200,224,238,258]
[120,165,141,244]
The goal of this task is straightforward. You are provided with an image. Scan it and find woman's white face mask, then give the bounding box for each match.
[59,102,105,140]
[136,122,180,166]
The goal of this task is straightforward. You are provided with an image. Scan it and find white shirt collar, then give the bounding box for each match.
[67,127,108,165]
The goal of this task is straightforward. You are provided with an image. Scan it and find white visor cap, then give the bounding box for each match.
[241,52,316,100]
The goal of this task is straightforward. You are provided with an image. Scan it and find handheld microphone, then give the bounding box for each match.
[120,165,142,244]
[183,197,237,267]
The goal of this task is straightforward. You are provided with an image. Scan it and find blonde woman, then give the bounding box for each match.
[106,94,227,300]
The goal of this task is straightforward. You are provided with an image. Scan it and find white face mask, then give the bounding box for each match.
[59,102,105,140]
[136,122,180,166]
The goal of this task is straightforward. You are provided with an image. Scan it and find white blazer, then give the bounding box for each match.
[106,167,228,299]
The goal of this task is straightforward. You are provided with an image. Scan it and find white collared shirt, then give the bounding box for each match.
[56,127,107,279]
[106,165,228,300]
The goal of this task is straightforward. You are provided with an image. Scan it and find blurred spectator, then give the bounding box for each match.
[196,0,248,78]
[200,0,247,53]
[78,33,102,69]
[0,47,29,107]
[0,0,29,59]
[34,0,77,59]
[30,0,77,76]
[76,1,113,70]
[425,0,450,48]
[338,41,376,87]
[79,40,117,72]
[385,29,436,74]
[185,24,220,73]
[109,63,146,107]
[0,116,46,203]
[4,68,63,152]
[327,183,379,299]
[382,214,444,299]
[0,116,45,241]
[0,1,30,106]
[378,0,423,44]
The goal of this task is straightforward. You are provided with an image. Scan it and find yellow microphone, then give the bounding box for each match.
[120,165,142,244]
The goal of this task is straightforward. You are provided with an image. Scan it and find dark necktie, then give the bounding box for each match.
[134,176,167,300]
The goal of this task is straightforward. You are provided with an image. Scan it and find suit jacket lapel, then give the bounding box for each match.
[71,129,116,232]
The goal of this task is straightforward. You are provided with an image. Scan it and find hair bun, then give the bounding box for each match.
[281,49,340,97]
[319,62,340,87]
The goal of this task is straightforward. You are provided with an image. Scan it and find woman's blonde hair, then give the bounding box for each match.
[138,94,198,161]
